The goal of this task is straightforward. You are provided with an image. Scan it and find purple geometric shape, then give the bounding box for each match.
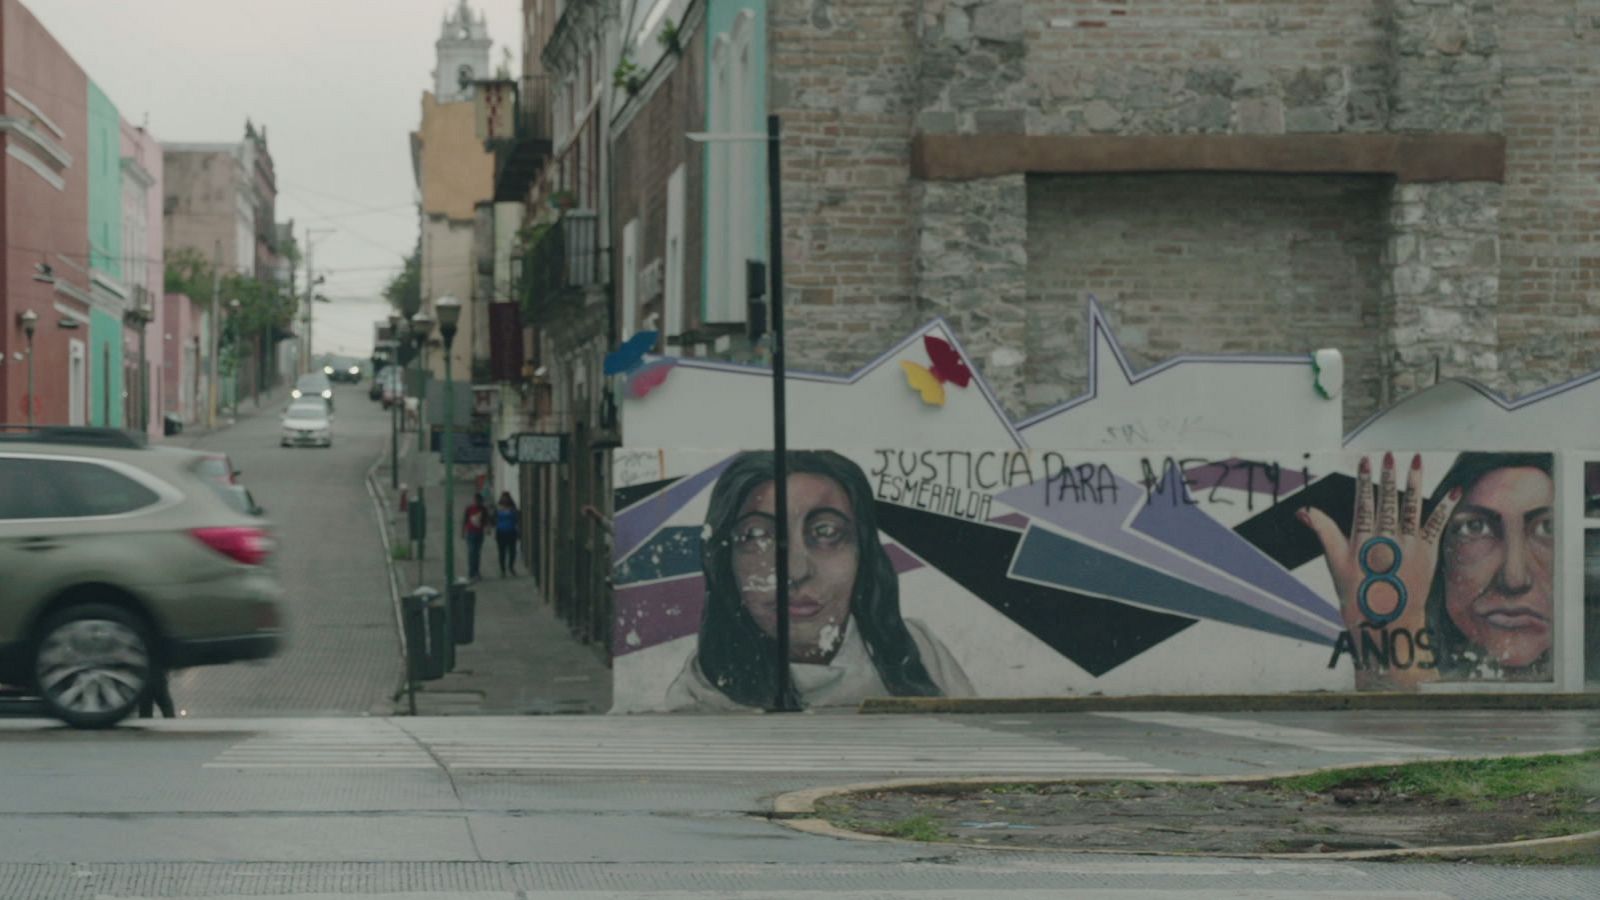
[613,455,736,560]
[987,512,1031,530]
[1131,491,1341,629]
[996,474,1341,640]
[612,574,705,657]
[883,543,926,575]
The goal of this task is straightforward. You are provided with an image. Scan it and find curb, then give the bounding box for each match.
[363,442,412,714]
[771,747,1600,862]
[859,692,1600,715]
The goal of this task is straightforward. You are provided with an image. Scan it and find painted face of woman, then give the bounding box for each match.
[730,474,859,663]
[1441,466,1554,671]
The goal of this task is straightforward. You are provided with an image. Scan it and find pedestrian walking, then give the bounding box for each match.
[462,492,489,580]
[138,666,176,719]
[495,491,521,577]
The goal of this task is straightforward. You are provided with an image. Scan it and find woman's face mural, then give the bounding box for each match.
[730,473,859,662]
[1442,466,1554,669]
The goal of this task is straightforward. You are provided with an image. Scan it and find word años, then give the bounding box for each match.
[1327,626,1437,672]
[874,473,995,521]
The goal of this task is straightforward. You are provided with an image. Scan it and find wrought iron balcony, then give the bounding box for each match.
[518,210,602,324]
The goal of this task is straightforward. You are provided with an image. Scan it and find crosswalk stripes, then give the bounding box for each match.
[204,717,1175,775]
[1095,712,1449,757]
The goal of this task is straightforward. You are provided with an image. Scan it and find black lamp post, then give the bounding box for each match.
[18,310,37,427]
[435,296,462,612]
[411,309,435,455]
[390,313,406,490]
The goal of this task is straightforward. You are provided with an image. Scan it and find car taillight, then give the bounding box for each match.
[191,527,274,566]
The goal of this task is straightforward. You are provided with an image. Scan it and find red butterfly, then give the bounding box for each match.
[923,335,972,388]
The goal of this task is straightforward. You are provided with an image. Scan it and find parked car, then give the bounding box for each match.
[378,368,405,410]
[0,426,284,728]
[280,400,333,448]
[291,372,334,410]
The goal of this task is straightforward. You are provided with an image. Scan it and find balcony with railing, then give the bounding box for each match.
[478,74,554,203]
[517,210,602,325]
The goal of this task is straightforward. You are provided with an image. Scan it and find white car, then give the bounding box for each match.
[280,401,333,448]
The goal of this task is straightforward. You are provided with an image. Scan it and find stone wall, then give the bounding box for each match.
[768,0,922,373]
[917,0,1392,137]
[1027,174,1388,424]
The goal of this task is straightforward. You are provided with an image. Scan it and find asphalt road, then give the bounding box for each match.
[168,384,403,715]
[0,709,1592,896]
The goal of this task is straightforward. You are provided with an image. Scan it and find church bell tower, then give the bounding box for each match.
[433,0,492,103]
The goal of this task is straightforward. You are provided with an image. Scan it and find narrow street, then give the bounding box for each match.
[169,384,401,715]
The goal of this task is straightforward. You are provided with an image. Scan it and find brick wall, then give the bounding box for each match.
[611,10,705,343]
[769,0,922,372]
[1497,1,1600,394]
[1027,174,1387,423]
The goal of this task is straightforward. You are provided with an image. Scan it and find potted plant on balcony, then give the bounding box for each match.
[547,190,576,212]
[658,19,682,57]
[612,56,644,97]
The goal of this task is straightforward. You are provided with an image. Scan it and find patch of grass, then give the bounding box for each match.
[1273,750,1600,810]
[983,783,1046,795]
[876,814,945,842]
[390,544,411,560]
[1533,815,1600,839]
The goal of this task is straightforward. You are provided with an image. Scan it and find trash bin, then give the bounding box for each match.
[402,587,446,681]
[163,413,184,436]
[449,578,476,645]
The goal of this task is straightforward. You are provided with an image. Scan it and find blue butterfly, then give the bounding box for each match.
[603,330,660,376]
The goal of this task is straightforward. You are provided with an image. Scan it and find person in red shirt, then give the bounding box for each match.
[462,493,489,580]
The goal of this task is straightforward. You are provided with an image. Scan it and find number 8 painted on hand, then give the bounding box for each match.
[1357,535,1407,626]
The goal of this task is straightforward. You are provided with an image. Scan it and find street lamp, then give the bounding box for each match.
[435,296,463,651]
[227,298,242,416]
[17,310,38,427]
[389,312,406,490]
[410,309,435,455]
[688,114,796,711]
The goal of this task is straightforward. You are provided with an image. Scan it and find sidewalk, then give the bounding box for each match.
[370,439,613,716]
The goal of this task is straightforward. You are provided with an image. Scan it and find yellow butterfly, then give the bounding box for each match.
[900,361,947,407]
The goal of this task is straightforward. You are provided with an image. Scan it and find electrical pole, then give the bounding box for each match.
[304,228,315,374]
[208,240,222,430]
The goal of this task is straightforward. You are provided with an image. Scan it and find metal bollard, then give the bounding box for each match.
[449,578,476,645]
[403,587,445,682]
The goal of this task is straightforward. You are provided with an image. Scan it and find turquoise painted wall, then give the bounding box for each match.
[87,82,122,279]
[89,309,124,428]
[699,0,768,322]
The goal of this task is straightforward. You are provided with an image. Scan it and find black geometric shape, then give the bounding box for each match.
[1235,474,1355,570]
[1236,473,1442,572]
[616,477,681,513]
[874,502,1197,677]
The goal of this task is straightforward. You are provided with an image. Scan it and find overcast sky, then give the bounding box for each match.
[25,0,521,358]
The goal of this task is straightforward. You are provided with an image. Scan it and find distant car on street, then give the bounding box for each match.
[324,358,363,384]
[378,368,405,410]
[0,426,284,728]
[280,400,333,448]
[291,372,334,410]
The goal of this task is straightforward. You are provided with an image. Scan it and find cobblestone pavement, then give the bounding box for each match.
[163,384,404,716]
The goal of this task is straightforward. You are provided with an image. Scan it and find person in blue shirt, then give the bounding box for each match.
[494,491,521,577]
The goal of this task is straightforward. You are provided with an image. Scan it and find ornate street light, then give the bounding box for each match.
[17,310,38,427]
[435,296,464,649]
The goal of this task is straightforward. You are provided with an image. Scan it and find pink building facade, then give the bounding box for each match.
[0,0,91,427]
[120,119,163,437]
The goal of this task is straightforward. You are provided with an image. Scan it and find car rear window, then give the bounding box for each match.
[0,457,162,519]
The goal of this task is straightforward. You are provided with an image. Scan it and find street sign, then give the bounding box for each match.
[499,432,567,465]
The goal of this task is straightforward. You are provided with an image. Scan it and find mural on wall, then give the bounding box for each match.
[609,446,1555,711]
[607,298,1570,711]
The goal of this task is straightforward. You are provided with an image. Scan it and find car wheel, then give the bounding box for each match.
[32,603,152,729]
